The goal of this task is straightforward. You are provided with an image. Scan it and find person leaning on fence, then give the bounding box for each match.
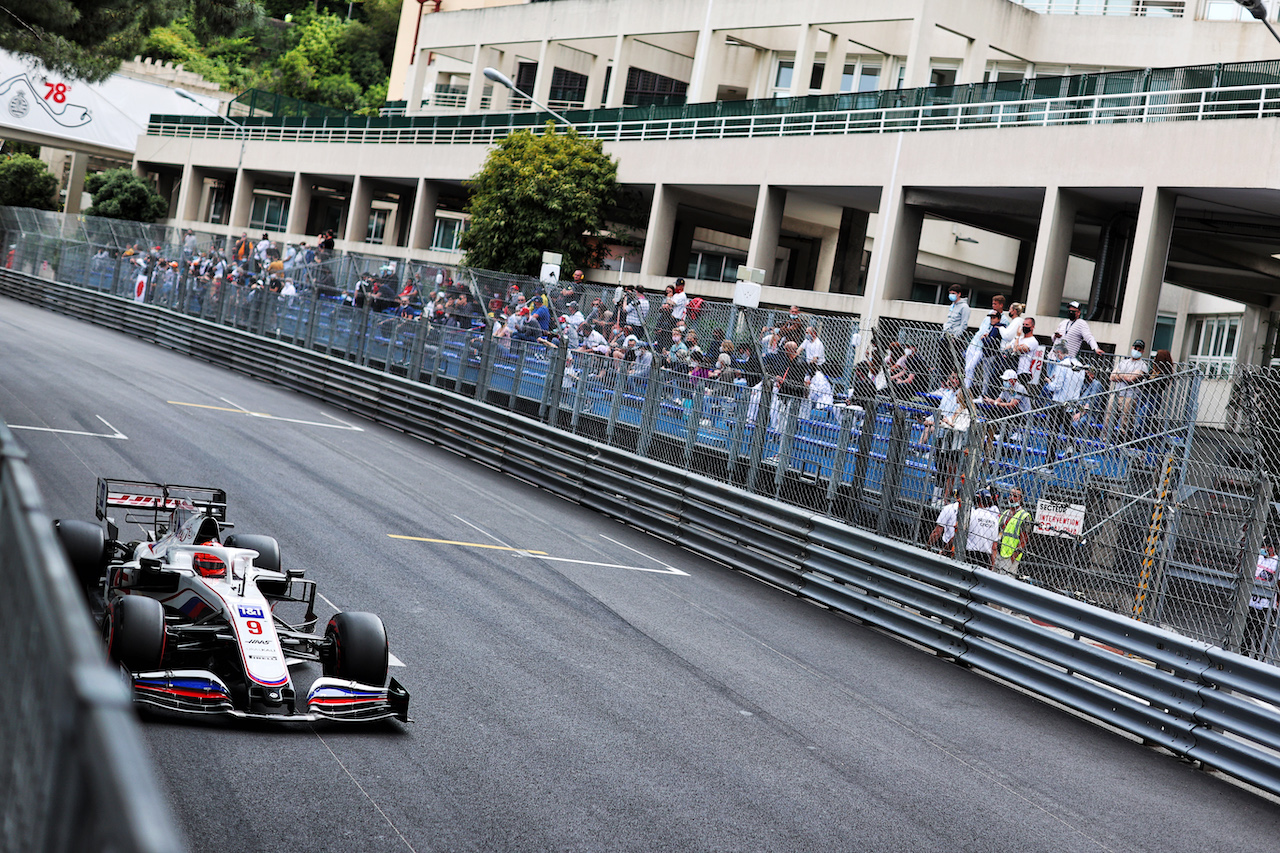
[800,326,826,366]
[993,487,1032,575]
[1053,300,1106,357]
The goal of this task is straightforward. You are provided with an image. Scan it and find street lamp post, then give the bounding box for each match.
[482,67,576,128]
[1235,0,1280,47]
[175,88,247,223]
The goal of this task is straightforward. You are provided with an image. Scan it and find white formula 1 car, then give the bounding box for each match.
[57,479,410,723]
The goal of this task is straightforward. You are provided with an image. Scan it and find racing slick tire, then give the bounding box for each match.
[324,612,389,686]
[55,519,107,589]
[222,533,281,572]
[104,595,166,672]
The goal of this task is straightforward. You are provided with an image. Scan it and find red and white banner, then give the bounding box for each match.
[134,274,148,302]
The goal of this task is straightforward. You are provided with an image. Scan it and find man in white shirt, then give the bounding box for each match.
[1107,338,1149,436]
[966,490,1002,568]
[800,326,826,365]
[1053,301,1106,358]
[1044,355,1085,431]
[670,278,689,323]
[928,497,960,556]
[564,301,585,327]
[1012,316,1042,382]
[964,294,1007,394]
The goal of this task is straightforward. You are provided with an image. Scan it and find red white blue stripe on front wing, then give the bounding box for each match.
[133,672,234,705]
[307,682,387,706]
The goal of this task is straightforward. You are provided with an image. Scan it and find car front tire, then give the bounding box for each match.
[324,612,389,686]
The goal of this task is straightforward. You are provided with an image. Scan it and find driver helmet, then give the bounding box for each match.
[193,541,226,578]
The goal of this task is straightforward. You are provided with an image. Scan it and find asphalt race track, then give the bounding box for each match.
[5,295,1280,853]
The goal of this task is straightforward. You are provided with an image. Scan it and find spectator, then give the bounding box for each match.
[629,341,654,391]
[734,342,763,387]
[804,363,834,416]
[670,278,689,325]
[999,302,1026,377]
[1052,300,1106,358]
[964,295,1007,394]
[622,285,648,328]
[993,487,1032,575]
[1011,315,1042,383]
[921,371,961,446]
[966,489,1002,568]
[1107,338,1149,437]
[985,369,1030,414]
[1244,544,1278,659]
[655,285,678,339]
[665,327,689,365]
[1141,349,1175,430]
[891,343,928,395]
[564,301,585,327]
[1043,355,1086,432]
[800,325,826,365]
[941,284,970,370]
[928,492,961,557]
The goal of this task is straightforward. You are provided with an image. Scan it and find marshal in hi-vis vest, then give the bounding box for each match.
[998,507,1032,560]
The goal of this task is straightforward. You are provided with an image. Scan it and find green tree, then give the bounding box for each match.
[85,169,169,222]
[0,154,58,209]
[0,0,259,83]
[461,125,621,276]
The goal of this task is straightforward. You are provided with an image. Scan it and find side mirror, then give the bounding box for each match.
[286,568,305,580]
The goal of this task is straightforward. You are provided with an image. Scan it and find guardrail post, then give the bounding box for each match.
[356,304,373,366]
[428,324,446,388]
[1227,473,1273,652]
[726,384,749,480]
[826,405,855,514]
[683,381,706,468]
[606,357,628,443]
[773,396,801,494]
[303,289,320,349]
[496,336,517,406]
[636,369,662,458]
[879,399,910,535]
[408,316,429,382]
[569,358,587,431]
[746,383,773,494]
[540,342,568,424]
[452,328,469,394]
[216,281,232,326]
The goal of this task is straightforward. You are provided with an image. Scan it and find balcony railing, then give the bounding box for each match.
[1010,0,1186,15]
[150,80,1280,147]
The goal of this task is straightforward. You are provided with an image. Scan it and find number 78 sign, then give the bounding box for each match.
[44,82,69,103]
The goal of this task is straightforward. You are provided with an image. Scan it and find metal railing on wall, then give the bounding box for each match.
[5,259,1280,801]
[151,59,1280,147]
[0,420,186,853]
[8,222,1277,670]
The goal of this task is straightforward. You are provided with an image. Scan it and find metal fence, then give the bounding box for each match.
[148,59,1280,148]
[9,265,1280,801]
[0,421,187,853]
[8,223,1279,667]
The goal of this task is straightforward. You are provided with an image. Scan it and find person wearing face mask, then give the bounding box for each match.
[799,326,826,366]
[993,487,1032,576]
[1244,544,1279,660]
[1053,300,1106,358]
[1106,339,1149,437]
[941,285,970,371]
[1012,315,1042,384]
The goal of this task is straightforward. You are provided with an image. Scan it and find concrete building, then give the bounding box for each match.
[135,0,1280,380]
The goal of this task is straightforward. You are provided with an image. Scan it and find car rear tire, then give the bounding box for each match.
[324,612,388,686]
[55,519,107,589]
[104,595,166,672]
[222,533,281,572]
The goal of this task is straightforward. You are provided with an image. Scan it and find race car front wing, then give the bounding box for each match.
[129,671,411,723]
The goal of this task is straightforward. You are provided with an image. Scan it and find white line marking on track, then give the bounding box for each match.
[311,731,418,853]
[314,593,407,666]
[389,653,405,668]
[599,534,689,575]
[166,398,364,431]
[451,517,689,576]
[528,554,689,575]
[8,415,127,440]
[317,592,342,612]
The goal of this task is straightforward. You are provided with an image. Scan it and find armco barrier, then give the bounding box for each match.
[0,420,186,853]
[5,269,1280,799]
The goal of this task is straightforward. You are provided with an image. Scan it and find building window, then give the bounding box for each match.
[432,217,467,253]
[366,209,388,245]
[1204,0,1262,20]
[773,59,825,96]
[625,67,687,106]
[249,194,290,232]
[686,250,746,283]
[1152,313,1176,354]
[1187,315,1240,378]
[857,64,881,92]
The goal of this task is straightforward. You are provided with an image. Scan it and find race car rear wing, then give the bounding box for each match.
[96,478,228,525]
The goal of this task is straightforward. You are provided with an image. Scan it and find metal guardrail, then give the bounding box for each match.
[4,268,1280,800]
[149,81,1280,147]
[0,421,186,853]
